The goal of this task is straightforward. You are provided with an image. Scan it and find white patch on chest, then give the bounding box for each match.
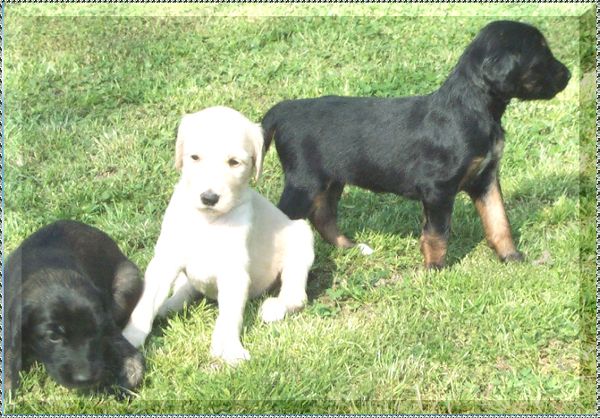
[158,196,252,301]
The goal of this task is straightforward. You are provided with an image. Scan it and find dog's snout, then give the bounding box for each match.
[62,362,100,387]
[200,191,220,206]
[562,66,571,83]
[554,62,571,90]
[72,370,93,385]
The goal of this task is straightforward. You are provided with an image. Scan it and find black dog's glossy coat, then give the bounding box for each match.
[5,220,144,392]
[262,20,570,268]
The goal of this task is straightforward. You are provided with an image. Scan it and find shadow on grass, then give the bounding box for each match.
[306,244,337,302]
[326,171,580,268]
[143,251,338,348]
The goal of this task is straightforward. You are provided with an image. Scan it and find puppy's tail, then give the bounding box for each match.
[260,107,279,155]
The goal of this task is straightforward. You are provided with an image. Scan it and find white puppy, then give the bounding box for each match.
[123,106,314,364]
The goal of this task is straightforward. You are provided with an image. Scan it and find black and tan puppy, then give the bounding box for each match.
[261,20,570,269]
[5,220,144,392]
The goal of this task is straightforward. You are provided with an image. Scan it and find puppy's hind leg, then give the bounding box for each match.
[420,197,455,270]
[260,220,314,323]
[309,182,373,254]
[277,180,316,220]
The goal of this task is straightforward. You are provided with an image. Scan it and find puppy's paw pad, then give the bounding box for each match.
[122,326,148,348]
[260,297,287,323]
[357,243,374,256]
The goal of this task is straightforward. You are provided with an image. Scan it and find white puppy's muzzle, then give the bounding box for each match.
[200,190,220,207]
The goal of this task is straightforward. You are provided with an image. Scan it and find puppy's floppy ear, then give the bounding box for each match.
[246,122,264,182]
[175,114,192,171]
[481,53,519,98]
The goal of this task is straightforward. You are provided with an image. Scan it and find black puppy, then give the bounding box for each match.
[5,220,144,392]
[261,20,570,269]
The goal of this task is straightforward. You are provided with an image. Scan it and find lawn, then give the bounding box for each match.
[3,3,595,414]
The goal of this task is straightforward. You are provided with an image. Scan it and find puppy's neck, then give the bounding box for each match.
[437,66,509,123]
[486,91,509,122]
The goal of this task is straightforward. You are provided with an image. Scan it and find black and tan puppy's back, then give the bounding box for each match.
[5,220,144,392]
[262,20,570,269]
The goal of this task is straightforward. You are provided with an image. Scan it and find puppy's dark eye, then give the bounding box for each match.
[228,158,241,167]
[47,330,64,344]
[190,154,200,161]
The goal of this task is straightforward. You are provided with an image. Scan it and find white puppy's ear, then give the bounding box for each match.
[175,114,191,171]
[247,122,264,182]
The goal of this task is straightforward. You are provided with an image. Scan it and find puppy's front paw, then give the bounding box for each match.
[210,341,250,365]
[260,297,288,323]
[122,324,149,348]
[119,352,145,390]
[222,346,251,365]
[501,251,524,262]
[425,262,444,271]
[104,334,145,392]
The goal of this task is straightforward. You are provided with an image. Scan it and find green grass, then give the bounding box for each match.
[4,4,595,414]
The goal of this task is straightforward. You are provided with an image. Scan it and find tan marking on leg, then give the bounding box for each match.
[473,180,517,259]
[310,190,354,249]
[419,231,447,269]
[459,157,485,190]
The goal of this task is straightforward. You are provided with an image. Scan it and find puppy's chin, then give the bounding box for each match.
[195,196,244,217]
[195,202,231,217]
[196,206,221,216]
[58,378,101,390]
[517,85,563,101]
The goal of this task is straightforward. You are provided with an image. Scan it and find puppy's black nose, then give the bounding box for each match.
[555,65,571,91]
[200,191,220,206]
[556,62,570,80]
